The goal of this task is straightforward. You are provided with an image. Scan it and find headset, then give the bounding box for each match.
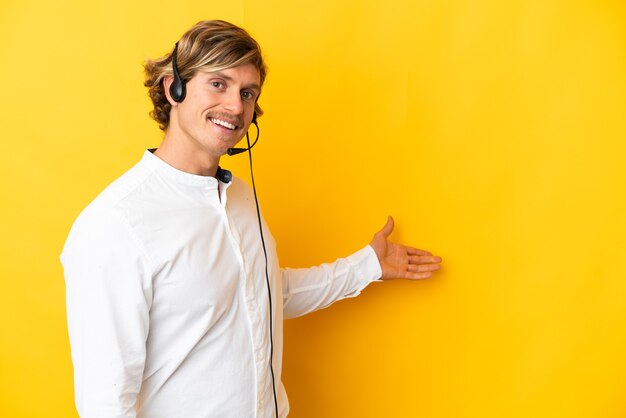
[169,42,186,102]
[169,43,279,418]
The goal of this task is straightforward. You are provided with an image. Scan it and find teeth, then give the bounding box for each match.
[211,118,236,130]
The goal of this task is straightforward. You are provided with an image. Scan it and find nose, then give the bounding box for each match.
[223,90,244,115]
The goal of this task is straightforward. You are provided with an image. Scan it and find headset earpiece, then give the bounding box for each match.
[169,42,186,103]
[252,111,258,125]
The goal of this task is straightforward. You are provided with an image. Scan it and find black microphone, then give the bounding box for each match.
[227,113,259,156]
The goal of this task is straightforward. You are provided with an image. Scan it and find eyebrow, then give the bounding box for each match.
[210,71,260,91]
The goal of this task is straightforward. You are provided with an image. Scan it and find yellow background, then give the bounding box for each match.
[1,0,625,416]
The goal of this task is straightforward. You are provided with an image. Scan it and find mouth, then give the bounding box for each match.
[209,117,239,131]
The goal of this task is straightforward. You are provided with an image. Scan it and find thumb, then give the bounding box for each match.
[378,216,394,238]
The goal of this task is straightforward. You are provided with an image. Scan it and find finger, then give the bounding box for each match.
[378,216,394,238]
[409,255,442,264]
[406,271,432,280]
[406,247,432,256]
[407,264,440,273]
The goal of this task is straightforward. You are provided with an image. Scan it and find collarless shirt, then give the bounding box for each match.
[61,149,382,418]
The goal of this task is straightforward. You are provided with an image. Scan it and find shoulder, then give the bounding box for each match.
[60,159,155,264]
[61,201,136,265]
[88,158,155,213]
[71,161,152,232]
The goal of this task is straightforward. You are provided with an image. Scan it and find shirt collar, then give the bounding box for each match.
[142,148,233,187]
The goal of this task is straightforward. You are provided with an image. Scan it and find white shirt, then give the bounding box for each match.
[61,149,382,418]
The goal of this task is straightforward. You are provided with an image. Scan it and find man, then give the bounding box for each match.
[61,20,442,418]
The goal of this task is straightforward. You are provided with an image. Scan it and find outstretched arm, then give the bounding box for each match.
[369,216,442,280]
[281,217,441,318]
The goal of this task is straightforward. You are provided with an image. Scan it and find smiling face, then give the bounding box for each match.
[162,63,261,173]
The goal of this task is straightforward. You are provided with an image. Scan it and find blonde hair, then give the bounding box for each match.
[144,20,267,131]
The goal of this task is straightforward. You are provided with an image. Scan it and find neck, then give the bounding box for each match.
[155,131,220,178]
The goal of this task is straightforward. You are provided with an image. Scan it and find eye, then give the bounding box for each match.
[210,81,225,89]
[241,90,257,101]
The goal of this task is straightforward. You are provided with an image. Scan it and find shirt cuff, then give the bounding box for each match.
[346,245,383,292]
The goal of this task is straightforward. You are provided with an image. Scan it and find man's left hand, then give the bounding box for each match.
[369,216,442,280]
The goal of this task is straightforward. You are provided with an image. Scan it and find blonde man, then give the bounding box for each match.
[61,20,441,418]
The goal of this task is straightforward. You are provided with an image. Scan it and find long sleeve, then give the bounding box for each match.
[281,245,382,319]
[60,207,153,418]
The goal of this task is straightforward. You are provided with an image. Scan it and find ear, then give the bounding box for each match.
[162,75,178,106]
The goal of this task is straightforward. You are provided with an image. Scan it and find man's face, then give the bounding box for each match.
[169,63,261,160]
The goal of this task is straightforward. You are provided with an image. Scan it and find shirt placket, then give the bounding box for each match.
[215,181,269,417]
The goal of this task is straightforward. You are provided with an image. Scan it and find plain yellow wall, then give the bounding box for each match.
[1,0,625,417]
